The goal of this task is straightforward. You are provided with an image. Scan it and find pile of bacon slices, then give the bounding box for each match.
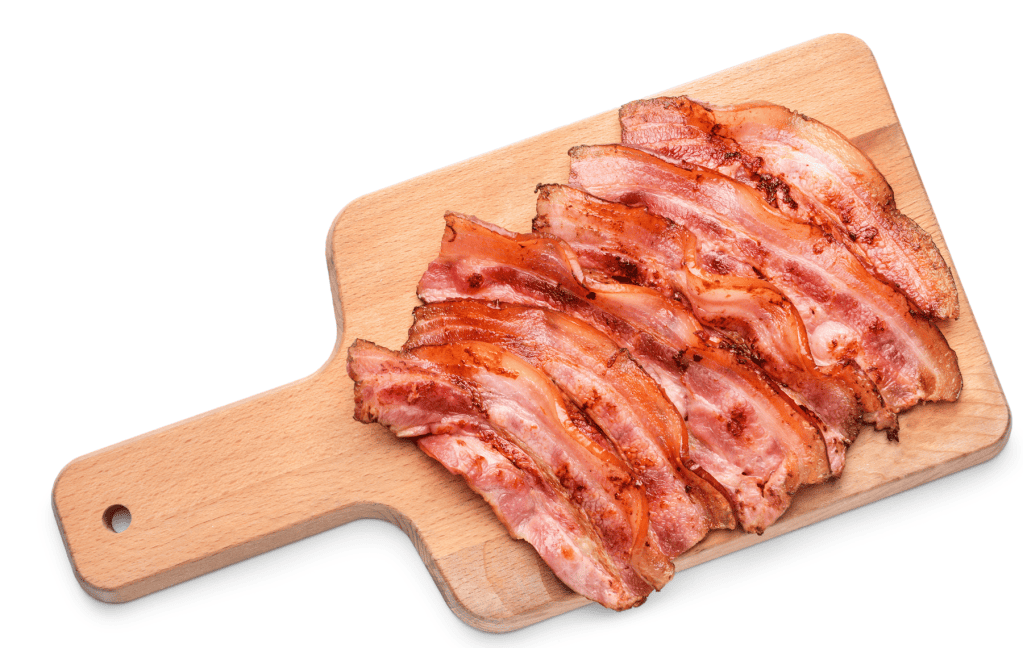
[346,97,963,610]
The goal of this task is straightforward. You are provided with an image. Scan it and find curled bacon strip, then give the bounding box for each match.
[418,212,831,532]
[348,338,670,606]
[533,184,896,472]
[620,96,959,320]
[567,144,961,412]
[406,299,735,556]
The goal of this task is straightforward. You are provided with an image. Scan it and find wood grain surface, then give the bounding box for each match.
[51,34,1010,632]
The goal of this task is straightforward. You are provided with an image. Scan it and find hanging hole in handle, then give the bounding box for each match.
[103,505,132,533]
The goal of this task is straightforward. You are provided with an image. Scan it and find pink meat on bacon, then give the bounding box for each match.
[406,299,735,556]
[620,96,959,320]
[533,184,896,472]
[417,213,832,533]
[347,339,666,607]
[567,144,961,412]
[417,432,631,604]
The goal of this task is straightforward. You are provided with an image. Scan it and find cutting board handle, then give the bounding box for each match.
[51,362,393,603]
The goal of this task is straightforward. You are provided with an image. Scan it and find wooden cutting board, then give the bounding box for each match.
[51,34,1010,632]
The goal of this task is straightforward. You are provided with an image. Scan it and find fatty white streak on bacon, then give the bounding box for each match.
[420,341,674,590]
[416,432,629,601]
[406,299,735,557]
[585,278,832,492]
[533,184,898,473]
[567,144,962,412]
[347,339,652,609]
[417,213,832,533]
[347,337,675,606]
[620,96,959,320]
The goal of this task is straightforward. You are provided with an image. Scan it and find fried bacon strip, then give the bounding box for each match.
[347,339,670,607]
[417,213,832,532]
[567,144,961,412]
[405,300,735,556]
[619,96,959,320]
[416,431,633,603]
[533,184,896,471]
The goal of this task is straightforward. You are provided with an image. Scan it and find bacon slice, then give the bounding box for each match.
[620,96,959,320]
[405,299,735,556]
[416,431,634,605]
[417,213,832,532]
[567,144,961,412]
[533,184,896,472]
[347,338,668,606]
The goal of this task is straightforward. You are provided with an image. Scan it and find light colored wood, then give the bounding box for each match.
[51,34,1010,632]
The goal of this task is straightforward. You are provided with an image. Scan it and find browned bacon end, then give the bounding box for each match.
[620,96,959,320]
[347,339,665,608]
[567,144,962,412]
[417,213,833,533]
[533,184,898,472]
[406,299,736,556]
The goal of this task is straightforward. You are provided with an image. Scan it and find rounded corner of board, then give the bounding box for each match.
[74,570,129,605]
[824,32,872,51]
[442,592,563,635]
[991,403,1012,455]
[51,453,87,516]
[325,193,376,262]
[793,34,880,73]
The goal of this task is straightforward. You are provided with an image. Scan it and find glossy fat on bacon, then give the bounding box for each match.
[416,341,674,591]
[348,340,648,608]
[416,432,651,608]
[534,184,896,472]
[416,432,638,607]
[620,96,959,320]
[347,338,668,606]
[405,299,735,556]
[587,278,833,499]
[568,144,962,412]
[417,213,832,532]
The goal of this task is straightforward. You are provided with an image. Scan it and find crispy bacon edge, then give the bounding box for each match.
[567,144,962,412]
[533,183,897,469]
[417,212,833,532]
[405,299,735,556]
[347,338,659,608]
[619,96,959,320]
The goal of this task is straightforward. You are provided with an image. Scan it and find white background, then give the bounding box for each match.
[2,2,1019,646]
